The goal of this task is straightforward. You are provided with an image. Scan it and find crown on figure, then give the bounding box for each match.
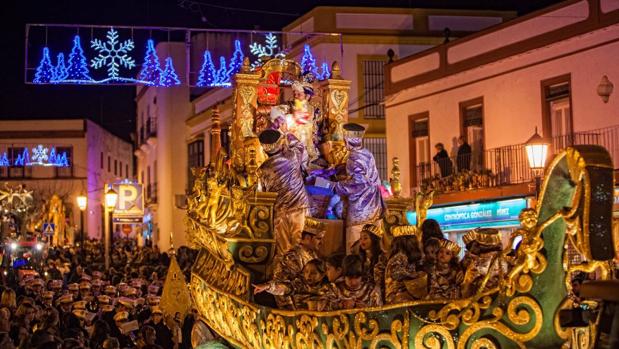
[438,239,461,255]
[304,217,327,237]
[390,225,418,238]
[361,223,382,237]
[343,123,366,139]
[462,228,502,247]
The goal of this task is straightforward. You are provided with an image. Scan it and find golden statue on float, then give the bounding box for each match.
[186,53,617,348]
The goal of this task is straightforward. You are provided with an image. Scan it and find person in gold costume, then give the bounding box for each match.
[427,239,463,300]
[252,218,325,309]
[330,255,382,310]
[461,228,510,298]
[384,231,425,304]
[291,259,331,311]
[352,224,386,291]
[258,129,309,256]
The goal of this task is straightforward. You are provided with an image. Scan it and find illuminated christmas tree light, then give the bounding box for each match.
[139,39,163,85]
[301,44,317,76]
[66,35,92,82]
[33,47,54,84]
[0,152,8,167]
[197,50,216,87]
[53,53,69,82]
[159,57,181,86]
[318,61,331,80]
[228,40,244,77]
[216,56,228,85]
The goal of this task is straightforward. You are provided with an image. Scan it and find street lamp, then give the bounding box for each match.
[525,127,550,195]
[104,187,118,269]
[76,194,87,258]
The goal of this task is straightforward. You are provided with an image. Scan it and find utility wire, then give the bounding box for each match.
[177,0,300,17]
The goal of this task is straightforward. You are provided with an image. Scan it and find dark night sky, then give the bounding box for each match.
[0,0,563,141]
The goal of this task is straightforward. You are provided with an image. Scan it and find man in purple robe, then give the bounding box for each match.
[258,129,309,256]
[335,123,385,252]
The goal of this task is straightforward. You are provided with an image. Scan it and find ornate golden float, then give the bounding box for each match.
[187,56,616,348]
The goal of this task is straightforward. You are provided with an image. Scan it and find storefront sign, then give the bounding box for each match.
[112,182,144,223]
[407,198,528,232]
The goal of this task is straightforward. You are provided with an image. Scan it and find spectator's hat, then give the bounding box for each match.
[49,279,63,290]
[92,279,103,288]
[79,281,91,290]
[303,217,326,238]
[42,291,54,300]
[68,283,79,291]
[147,296,161,306]
[81,274,92,282]
[82,295,94,303]
[72,309,94,321]
[151,306,163,315]
[101,304,114,313]
[104,285,116,295]
[123,287,138,297]
[113,311,129,322]
[72,300,87,310]
[97,295,112,304]
[118,297,135,309]
[57,294,73,305]
[134,298,145,306]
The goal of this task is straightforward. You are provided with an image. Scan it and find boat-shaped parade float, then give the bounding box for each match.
[186,54,616,349]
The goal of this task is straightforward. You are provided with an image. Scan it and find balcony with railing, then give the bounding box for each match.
[146,182,158,204]
[413,125,619,194]
[145,117,157,144]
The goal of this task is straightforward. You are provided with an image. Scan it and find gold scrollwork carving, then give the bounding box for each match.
[414,324,455,349]
[248,205,272,238]
[238,245,269,264]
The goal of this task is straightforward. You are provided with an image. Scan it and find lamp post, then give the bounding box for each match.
[525,127,550,196]
[76,194,87,258]
[104,187,118,270]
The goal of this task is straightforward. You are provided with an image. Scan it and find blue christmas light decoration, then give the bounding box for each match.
[0,152,8,167]
[14,148,30,167]
[53,53,69,82]
[197,50,217,87]
[301,44,317,76]
[317,61,331,80]
[159,57,181,86]
[66,35,92,82]
[33,47,55,84]
[228,40,244,77]
[91,28,136,81]
[138,39,163,85]
[216,56,229,86]
[249,32,278,69]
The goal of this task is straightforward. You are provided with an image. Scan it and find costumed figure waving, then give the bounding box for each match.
[334,123,385,253]
[258,129,309,256]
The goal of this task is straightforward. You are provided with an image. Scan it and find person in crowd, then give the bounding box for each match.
[258,129,310,256]
[291,259,330,311]
[353,224,386,291]
[433,143,453,177]
[427,239,463,299]
[422,238,441,273]
[384,231,425,304]
[420,219,445,244]
[252,218,325,309]
[456,136,472,171]
[325,253,345,284]
[335,123,385,253]
[332,255,382,310]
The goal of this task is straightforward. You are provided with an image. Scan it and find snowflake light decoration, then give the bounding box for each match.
[90,28,136,81]
[31,145,49,164]
[249,33,279,68]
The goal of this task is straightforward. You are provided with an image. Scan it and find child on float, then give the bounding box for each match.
[352,224,386,291]
[325,253,345,284]
[384,226,426,304]
[427,239,463,299]
[460,228,509,298]
[331,255,382,310]
[422,237,441,273]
